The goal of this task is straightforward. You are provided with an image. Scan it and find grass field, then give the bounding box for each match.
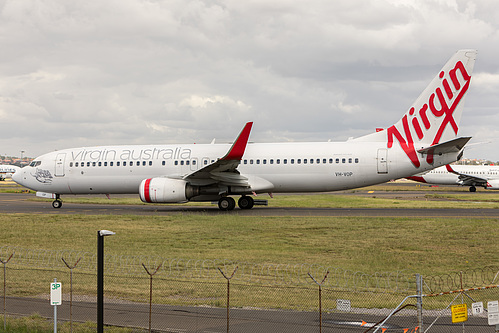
[0,181,498,276]
[1,212,497,276]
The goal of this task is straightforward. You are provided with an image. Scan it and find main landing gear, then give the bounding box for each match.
[52,194,63,209]
[218,196,254,211]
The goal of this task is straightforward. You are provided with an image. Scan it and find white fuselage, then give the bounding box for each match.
[413,165,499,186]
[0,165,20,180]
[14,140,457,197]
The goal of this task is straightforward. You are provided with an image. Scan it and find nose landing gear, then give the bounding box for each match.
[52,194,62,209]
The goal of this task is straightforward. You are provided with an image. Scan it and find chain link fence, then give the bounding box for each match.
[1,246,498,332]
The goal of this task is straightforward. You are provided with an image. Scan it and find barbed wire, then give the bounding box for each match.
[7,245,494,293]
[422,266,499,293]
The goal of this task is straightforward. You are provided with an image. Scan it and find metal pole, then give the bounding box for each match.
[142,263,162,333]
[97,232,104,333]
[308,271,329,333]
[62,257,81,333]
[416,274,423,332]
[1,253,13,331]
[53,278,57,333]
[218,266,238,333]
[3,262,5,331]
[96,230,114,333]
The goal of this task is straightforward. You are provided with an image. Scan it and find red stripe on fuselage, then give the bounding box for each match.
[407,176,427,183]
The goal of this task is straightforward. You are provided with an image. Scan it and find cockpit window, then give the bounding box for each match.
[29,161,41,167]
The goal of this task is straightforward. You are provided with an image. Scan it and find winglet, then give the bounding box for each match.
[221,122,253,161]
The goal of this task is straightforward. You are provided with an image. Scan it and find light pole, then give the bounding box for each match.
[97,230,115,333]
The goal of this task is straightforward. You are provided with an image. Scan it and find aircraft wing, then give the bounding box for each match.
[445,164,488,187]
[184,122,253,187]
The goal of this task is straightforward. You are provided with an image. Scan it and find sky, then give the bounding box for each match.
[1,0,499,161]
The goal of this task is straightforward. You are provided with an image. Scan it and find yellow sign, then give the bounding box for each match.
[452,304,468,323]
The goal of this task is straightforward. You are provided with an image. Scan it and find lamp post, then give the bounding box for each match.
[97,230,115,333]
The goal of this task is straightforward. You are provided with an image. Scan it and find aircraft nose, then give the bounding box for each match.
[12,168,23,184]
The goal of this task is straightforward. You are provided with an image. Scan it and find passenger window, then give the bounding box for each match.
[277,159,280,164]
[244,160,247,164]
[336,158,340,164]
[303,159,307,164]
[291,159,294,164]
[297,159,301,164]
[93,162,96,167]
[192,160,196,165]
[162,161,165,166]
[70,162,73,167]
[329,158,333,164]
[355,158,359,163]
[283,159,287,164]
[175,161,178,166]
[123,161,127,166]
[74,162,78,167]
[342,158,346,163]
[270,159,274,164]
[104,162,107,167]
[136,161,140,166]
[142,161,146,166]
[204,160,208,165]
[263,159,267,164]
[110,162,113,166]
[349,158,352,163]
[250,160,254,164]
[87,162,91,167]
[117,161,120,166]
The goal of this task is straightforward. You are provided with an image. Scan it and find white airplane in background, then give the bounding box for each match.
[407,164,499,192]
[14,50,477,210]
[0,165,20,181]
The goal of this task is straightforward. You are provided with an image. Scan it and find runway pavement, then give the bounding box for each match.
[5,296,492,332]
[1,191,498,217]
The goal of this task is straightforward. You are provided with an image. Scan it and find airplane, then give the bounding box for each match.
[0,165,21,181]
[13,49,477,210]
[407,164,499,192]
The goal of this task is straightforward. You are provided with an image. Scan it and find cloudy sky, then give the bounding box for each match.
[1,0,499,161]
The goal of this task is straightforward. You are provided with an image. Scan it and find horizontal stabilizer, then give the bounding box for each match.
[417,136,471,155]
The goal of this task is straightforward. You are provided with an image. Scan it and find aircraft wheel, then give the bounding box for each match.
[469,186,477,192]
[52,199,63,209]
[238,196,254,209]
[218,197,236,211]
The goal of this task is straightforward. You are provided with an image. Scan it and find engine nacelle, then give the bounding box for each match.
[139,178,197,203]
[486,179,499,190]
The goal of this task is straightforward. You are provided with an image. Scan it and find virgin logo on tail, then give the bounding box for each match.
[387,60,471,168]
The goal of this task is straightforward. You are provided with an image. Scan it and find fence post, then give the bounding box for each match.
[218,266,238,333]
[0,253,13,331]
[62,257,82,333]
[416,273,423,332]
[308,271,329,333]
[142,263,162,333]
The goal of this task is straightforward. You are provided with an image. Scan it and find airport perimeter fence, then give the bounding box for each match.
[0,246,498,333]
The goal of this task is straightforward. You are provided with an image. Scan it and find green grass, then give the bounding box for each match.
[0,213,497,275]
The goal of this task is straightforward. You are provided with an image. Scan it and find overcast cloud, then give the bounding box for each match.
[1,0,499,161]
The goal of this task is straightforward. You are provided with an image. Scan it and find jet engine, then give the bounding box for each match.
[139,178,199,203]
